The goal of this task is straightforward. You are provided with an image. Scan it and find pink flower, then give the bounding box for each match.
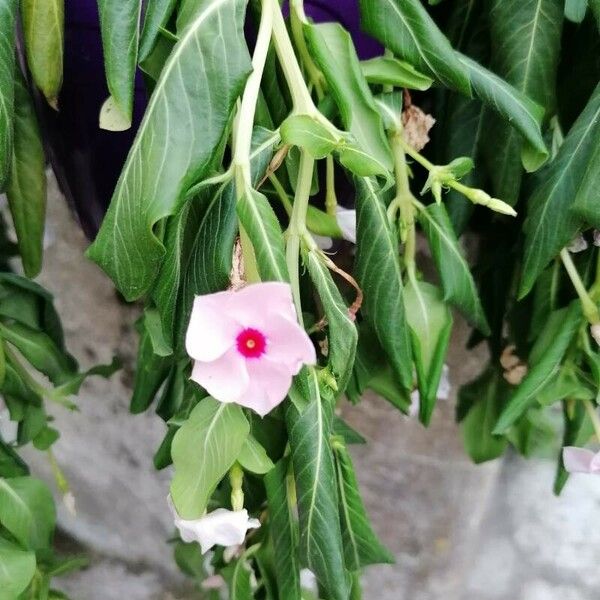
[186,282,316,416]
[562,447,600,474]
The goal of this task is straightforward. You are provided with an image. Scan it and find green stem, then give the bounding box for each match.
[583,398,600,442]
[229,462,244,511]
[268,173,293,216]
[560,248,600,324]
[325,155,337,216]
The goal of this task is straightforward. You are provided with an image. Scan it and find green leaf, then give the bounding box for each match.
[570,125,600,227]
[494,303,582,433]
[354,177,412,390]
[0,476,56,550]
[457,53,548,173]
[170,397,249,518]
[264,459,302,600]
[0,537,36,598]
[483,0,563,203]
[32,426,59,451]
[418,203,489,333]
[361,56,433,90]
[403,280,453,426]
[591,0,600,28]
[305,249,358,396]
[520,83,600,297]
[87,0,251,300]
[237,435,274,475]
[0,440,28,478]
[21,0,63,108]
[304,22,392,173]
[333,417,365,445]
[280,114,338,159]
[333,441,394,569]
[223,555,254,600]
[565,0,588,21]
[285,382,350,600]
[359,0,471,95]
[97,0,141,128]
[139,0,177,61]
[459,368,508,463]
[142,307,173,357]
[0,0,17,190]
[6,71,46,278]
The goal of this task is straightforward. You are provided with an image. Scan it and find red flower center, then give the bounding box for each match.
[236,328,267,359]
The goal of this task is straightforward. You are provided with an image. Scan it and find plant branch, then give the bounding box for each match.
[560,248,600,324]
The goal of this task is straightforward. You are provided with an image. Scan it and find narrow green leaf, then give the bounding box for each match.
[21,0,64,107]
[570,128,600,227]
[264,459,302,600]
[97,0,141,128]
[237,435,274,475]
[305,249,358,396]
[361,56,433,90]
[333,442,394,569]
[0,0,17,190]
[139,0,177,61]
[170,397,249,518]
[0,537,36,597]
[285,383,350,600]
[142,307,173,357]
[494,303,582,433]
[359,0,471,95]
[87,0,251,300]
[354,177,412,390]
[6,71,46,278]
[418,203,489,333]
[223,556,254,600]
[520,83,600,297]
[0,476,56,550]
[305,22,392,172]
[403,280,453,425]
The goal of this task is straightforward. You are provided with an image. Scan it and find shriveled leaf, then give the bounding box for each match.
[87,0,251,300]
[0,0,17,190]
[139,0,177,61]
[170,397,249,518]
[361,56,433,90]
[0,537,36,597]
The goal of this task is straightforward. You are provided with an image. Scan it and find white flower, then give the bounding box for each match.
[0,403,17,444]
[409,364,451,418]
[312,207,357,249]
[591,324,600,346]
[594,230,600,247]
[169,498,260,554]
[568,234,588,253]
[563,447,600,474]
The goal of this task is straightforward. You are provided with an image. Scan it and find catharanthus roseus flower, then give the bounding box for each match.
[186,282,316,416]
[562,447,600,474]
[169,499,260,554]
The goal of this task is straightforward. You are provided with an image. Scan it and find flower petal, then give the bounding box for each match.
[241,357,294,416]
[186,294,238,361]
[265,314,316,373]
[563,447,597,473]
[336,207,357,244]
[191,348,249,403]
[227,282,296,326]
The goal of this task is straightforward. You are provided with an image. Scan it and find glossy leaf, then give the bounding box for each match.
[0,476,55,550]
[305,22,392,173]
[333,441,394,569]
[494,303,582,433]
[170,397,249,518]
[0,0,17,190]
[354,177,412,390]
[139,0,177,61]
[237,435,274,475]
[21,0,64,107]
[305,249,358,396]
[285,384,350,600]
[361,56,433,90]
[6,71,46,277]
[418,203,489,333]
[359,0,471,94]
[97,0,142,129]
[403,280,453,426]
[0,537,36,597]
[264,459,302,600]
[87,0,251,300]
[520,83,600,297]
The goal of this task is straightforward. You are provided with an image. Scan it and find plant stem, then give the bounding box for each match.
[325,155,337,216]
[268,173,293,216]
[583,398,600,442]
[560,248,600,324]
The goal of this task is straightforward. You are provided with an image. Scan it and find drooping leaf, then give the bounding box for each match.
[170,397,249,518]
[0,476,56,550]
[403,280,453,425]
[305,249,358,397]
[285,382,350,600]
[87,0,251,300]
[97,0,141,129]
[304,22,392,173]
[0,0,17,190]
[139,0,177,61]
[361,56,433,90]
[6,70,46,277]
[21,0,64,108]
[0,537,36,597]
[354,177,412,390]
[333,441,394,569]
[264,458,302,600]
[494,302,582,433]
[520,83,600,297]
[418,203,489,333]
[359,0,471,94]
[237,435,274,475]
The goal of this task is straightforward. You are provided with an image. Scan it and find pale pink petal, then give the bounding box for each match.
[313,234,334,250]
[336,207,357,244]
[191,348,249,403]
[264,314,316,373]
[240,357,294,416]
[590,451,600,473]
[186,295,238,361]
[563,447,597,473]
[227,282,296,326]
